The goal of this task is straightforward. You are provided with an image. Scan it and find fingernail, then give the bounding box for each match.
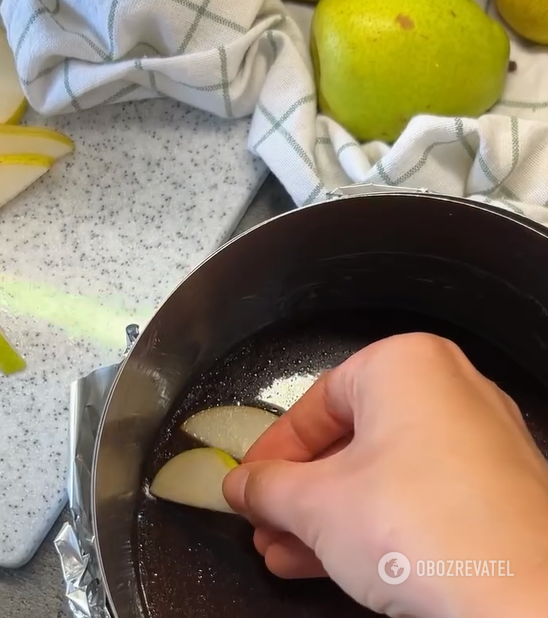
[223,465,250,513]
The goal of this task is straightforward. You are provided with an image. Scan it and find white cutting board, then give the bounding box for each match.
[0,98,266,567]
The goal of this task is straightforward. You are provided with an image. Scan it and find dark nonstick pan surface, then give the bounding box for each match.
[135,306,548,618]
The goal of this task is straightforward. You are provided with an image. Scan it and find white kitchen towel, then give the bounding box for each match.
[2,0,548,218]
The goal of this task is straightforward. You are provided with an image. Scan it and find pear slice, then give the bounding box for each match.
[0,154,54,209]
[0,31,27,124]
[0,125,74,158]
[0,329,26,376]
[182,405,279,461]
[150,447,238,513]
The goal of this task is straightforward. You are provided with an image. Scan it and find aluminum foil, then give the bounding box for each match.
[54,325,140,618]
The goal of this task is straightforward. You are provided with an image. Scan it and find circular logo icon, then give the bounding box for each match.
[378,552,412,585]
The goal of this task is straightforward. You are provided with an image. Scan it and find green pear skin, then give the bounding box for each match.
[311,0,510,143]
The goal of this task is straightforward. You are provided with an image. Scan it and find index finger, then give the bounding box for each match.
[244,369,353,463]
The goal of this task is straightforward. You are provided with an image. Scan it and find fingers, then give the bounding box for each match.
[243,333,472,465]
[316,434,353,459]
[244,370,354,464]
[223,459,327,547]
[266,537,327,579]
[254,528,327,578]
[253,526,283,555]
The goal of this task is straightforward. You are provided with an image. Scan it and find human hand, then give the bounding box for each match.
[223,333,548,618]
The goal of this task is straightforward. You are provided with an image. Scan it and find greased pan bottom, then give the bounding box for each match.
[135,306,548,618]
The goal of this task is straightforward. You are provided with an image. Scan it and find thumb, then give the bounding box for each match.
[223,459,326,547]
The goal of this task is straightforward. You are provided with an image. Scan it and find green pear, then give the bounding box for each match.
[496,0,548,45]
[311,0,510,142]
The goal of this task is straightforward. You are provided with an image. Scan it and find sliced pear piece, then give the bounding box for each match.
[182,405,279,461]
[0,154,54,209]
[0,329,26,376]
[150,447,238,513]
[0,31,27,124]
[0,125,74,158]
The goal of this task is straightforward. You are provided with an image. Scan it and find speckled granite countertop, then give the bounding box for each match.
[0,173,293,618]
[0,97,267,568]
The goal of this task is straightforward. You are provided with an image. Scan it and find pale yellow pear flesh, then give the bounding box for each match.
[0,125,75,158]
[150,447,238,513]
[0,31,27,124]
[0,155,54,209]
[181,405,279,461]
[496,0,548,45]
[0,32,74,210]
[312,0,511,143]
